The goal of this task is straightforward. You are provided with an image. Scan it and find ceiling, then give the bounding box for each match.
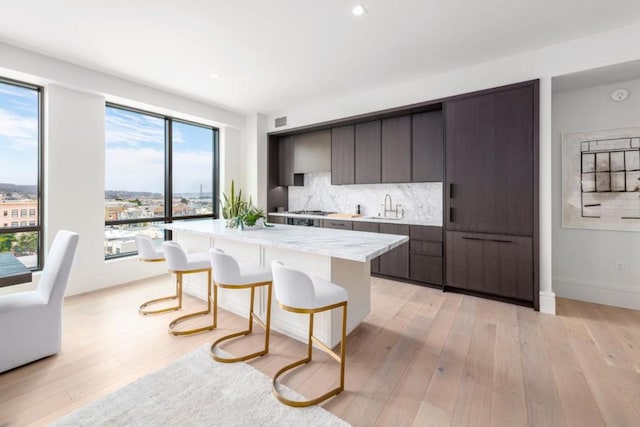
[1,0,640,115]
[553,59,640,92]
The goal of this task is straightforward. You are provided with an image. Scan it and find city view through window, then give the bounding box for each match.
[0,79,41,269]
[104,105,217,258]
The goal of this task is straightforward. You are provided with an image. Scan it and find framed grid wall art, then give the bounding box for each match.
[563,125,640,231]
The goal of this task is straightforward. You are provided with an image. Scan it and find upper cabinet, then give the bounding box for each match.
[355,121,382,184]
[329,109,444,185]
[412,110,443,182]
[278,130,331,186]
[381,116,411,183]
[445,84,534,236]
[278,136,294,186]
[293,130,331,174]
[331,125,355,185]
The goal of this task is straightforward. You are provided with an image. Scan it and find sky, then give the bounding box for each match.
[0,81,39,187]
[105,106,214,195]
[0,84,214,195]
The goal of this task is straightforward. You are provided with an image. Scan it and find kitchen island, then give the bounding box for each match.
[163,219,408,347]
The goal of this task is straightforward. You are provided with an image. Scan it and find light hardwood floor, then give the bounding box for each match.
[1,275,639,426]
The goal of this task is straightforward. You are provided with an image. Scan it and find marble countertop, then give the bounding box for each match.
[268,212,442,227]
[163,219,409,263]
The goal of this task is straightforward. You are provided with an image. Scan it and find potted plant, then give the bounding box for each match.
[220,181,267,229]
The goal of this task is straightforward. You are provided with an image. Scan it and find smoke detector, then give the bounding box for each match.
[611,88,629,102]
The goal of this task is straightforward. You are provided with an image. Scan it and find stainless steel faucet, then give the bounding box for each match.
[380,193,404,218]
[384,194,392,216]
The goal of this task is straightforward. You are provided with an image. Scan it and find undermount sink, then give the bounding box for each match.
[362,216,403,220]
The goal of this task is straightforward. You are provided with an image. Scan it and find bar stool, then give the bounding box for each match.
[270,260,348,407]
[135,235,180,316]
[209,248,272,363]
[163,241,215,336]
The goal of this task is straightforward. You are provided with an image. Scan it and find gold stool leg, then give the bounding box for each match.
[211,281,272,363]
[169,269,216,336]
[138,274,181,315]
[272,302,348,407]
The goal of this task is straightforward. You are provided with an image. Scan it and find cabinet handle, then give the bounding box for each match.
[449,207,454,223]
[449,183,454,199]
[461,236,514,244]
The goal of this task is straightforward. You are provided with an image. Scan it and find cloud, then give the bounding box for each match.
[0,107,38,151]
[105,147,165,193]
[0,84,36,99]
[105,108,164,147]
[105,147,213,194]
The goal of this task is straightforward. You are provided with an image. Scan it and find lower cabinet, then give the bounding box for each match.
[410,254,443,285]
[322,219,353,230]
[379,224,410,279]
[268,215,286,224]
[446,231,533,302]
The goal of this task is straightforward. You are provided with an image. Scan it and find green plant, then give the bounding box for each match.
[240,206,266,226]
[220,181,266,228]
[221,180,248,219]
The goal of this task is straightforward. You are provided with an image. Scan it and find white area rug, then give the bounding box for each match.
[51,344,349,426]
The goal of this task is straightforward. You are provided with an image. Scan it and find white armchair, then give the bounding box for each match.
[0,230,79,373]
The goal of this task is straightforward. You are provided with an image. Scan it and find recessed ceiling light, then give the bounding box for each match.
[209,73,220,79]
[352,4,367,16]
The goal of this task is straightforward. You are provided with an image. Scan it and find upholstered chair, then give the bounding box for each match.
[270,260,348,407]
[209,248,272,363]
[0,230,79,373]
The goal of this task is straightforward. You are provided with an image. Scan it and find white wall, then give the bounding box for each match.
[0,44,247,296]
[552,78,640,309]
[240,113,268,208]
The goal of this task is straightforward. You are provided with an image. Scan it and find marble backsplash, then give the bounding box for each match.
[288,173,443,224]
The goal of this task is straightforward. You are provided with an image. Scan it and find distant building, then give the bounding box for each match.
[0,199,38,228]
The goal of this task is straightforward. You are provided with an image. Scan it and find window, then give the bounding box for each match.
[29,208,35,216]
[104,104,218,259]
[0,78,42,269]
[29,220,35,226]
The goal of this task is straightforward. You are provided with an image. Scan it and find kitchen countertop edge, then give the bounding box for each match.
[268,212,442,227]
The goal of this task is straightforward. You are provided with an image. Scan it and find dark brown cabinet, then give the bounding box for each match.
[268,215,286,224]
[378,224,409,279]
[355,121,381,184]
[445,85,534,236]
[331,126,355,185]
[412,111,443,182]
[353,221,380,273]
[278,136,294,186]
[408,225,443,285]
[382,116,411,183]
[446,231,533,301]
[444,81,538,307]
[322,219,353,230]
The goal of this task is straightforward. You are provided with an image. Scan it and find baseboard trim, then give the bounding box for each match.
[553,277,640,310]
[539,291,556,315]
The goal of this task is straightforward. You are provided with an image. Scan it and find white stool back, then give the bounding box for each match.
[163,241,191,271]
[271,261,315,309]
[135,235,164,261]
[209,248,241,284]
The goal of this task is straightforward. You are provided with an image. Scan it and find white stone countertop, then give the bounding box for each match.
[162,219,409,263]
[268,212,443,227]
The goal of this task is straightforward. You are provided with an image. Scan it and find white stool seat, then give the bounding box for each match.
[309,277,349,309]
[163,241,211,271]
[135,235,164,261]
[236,262,273,285]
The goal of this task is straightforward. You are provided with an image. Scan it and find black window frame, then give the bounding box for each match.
[104,103,219,260]
[0,77,44,271]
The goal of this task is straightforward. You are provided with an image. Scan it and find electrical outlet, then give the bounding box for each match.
[615,261,625,272]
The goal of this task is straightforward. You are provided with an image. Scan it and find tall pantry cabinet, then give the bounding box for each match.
[444,81,539,309]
